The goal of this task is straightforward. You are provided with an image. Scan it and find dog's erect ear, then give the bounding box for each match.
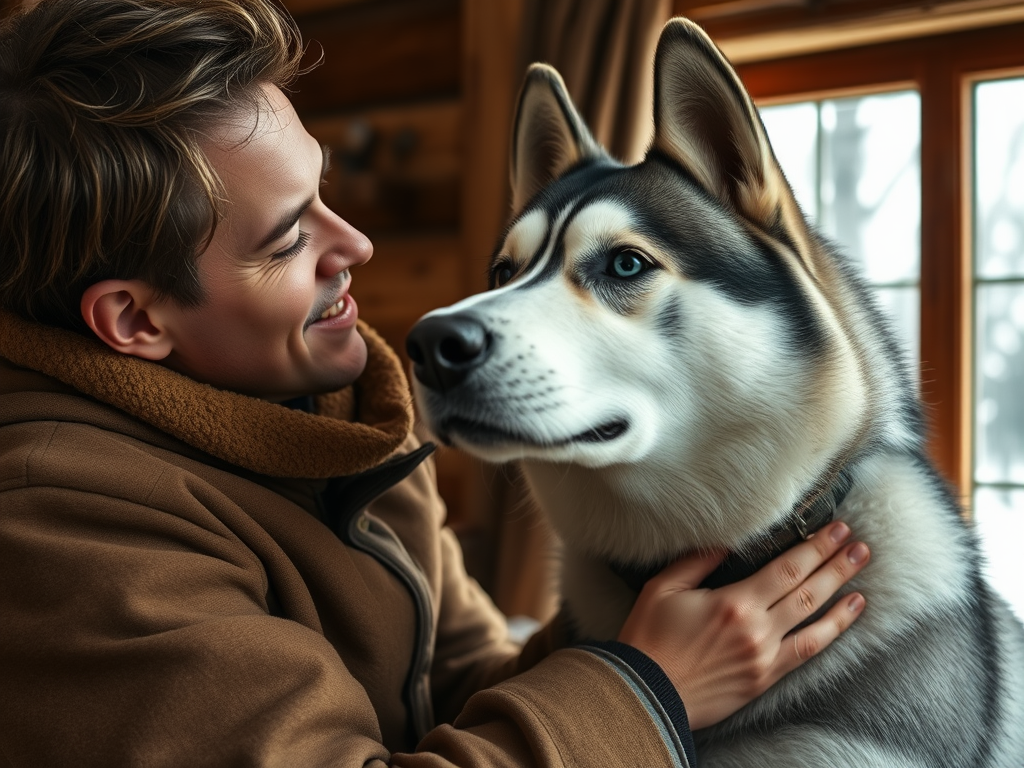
[510,64,606,213]
[652,20,806,245]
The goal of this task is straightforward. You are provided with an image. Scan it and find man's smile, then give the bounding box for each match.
[305,269,351,329]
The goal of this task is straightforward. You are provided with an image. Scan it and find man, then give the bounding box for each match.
[0,1,869,765]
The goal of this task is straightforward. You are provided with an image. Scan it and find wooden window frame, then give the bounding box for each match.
[734,21,1024,500]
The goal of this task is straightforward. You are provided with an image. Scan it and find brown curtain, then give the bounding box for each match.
[519,0,672,164]
[485,0,672,624]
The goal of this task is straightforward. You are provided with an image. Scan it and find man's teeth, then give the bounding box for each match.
[320,297,346,320]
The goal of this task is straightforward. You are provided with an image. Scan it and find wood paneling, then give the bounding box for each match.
[285,0,371,16]
[676,1,1024,64]
[288,0,460,114]
[305,100,462,233]
[675,0,1024,39]
[461,0,527,294]
[354,231,463,329]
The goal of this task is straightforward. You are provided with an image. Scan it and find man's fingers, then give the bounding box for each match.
[771,540,870,627]
[651,548,728,592]
[776,592,866,676]
[742,521,854,607]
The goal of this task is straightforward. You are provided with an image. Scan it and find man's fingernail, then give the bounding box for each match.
[848,593,865,612]
[829,522,851,543]
[847,542,869,565]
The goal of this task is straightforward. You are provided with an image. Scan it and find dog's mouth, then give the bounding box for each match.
[440,416,629,449]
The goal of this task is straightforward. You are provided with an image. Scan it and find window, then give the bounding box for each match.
[760,91,921,363]
[735,22,1024,620]
[972,76,1024,618]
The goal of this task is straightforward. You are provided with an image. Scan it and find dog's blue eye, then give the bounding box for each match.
[610,250,648,278]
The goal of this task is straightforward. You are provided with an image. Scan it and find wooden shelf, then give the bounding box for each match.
[305,100,463,232]
[288,0,460,114]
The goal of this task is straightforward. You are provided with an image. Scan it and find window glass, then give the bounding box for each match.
[759,102,818,220]
[973,76,1024,623]
[975,79,1024,279]
[973,488,1024,622]
[874,286,920,366]
[819,92,920,285]
[975,284,1024,485]
[760,91,921,368]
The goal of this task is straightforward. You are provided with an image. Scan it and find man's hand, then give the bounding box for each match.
[617,521,868,730]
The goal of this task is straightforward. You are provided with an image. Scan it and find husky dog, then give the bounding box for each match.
[406,19,1024,767]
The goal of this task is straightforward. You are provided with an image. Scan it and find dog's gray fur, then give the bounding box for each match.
[408,18,1024,767]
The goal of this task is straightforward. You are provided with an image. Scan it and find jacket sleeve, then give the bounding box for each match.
[415,526,695,767]
[0,431,693,768]
[366,443,696,767]
[0,482,393,768]
[405,643,695,768]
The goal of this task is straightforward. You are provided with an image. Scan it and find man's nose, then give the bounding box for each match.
[316,208,373,277]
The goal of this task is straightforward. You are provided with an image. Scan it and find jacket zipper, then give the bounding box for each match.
[345,510,437,741]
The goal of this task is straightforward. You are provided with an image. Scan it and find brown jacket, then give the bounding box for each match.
[0,309,693,768]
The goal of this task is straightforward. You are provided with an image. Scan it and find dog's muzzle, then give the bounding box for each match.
[406,313,492,392]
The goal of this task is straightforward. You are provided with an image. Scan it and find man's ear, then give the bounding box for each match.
[80,280,174,361]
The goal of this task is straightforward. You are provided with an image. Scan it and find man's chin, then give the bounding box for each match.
[301,328,369,396]
[218,331,370,403]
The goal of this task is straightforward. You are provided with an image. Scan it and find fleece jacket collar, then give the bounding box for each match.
[0,309,413,479]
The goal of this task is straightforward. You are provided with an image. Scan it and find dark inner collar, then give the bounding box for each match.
[609,467,854,592]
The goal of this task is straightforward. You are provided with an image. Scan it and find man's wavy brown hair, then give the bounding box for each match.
[0,0,305,331]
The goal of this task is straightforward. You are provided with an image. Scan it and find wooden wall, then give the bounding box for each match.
[675,0,1024,62]
[283,0,527,595]
[675,0,1024,37]
[285,0,464,363]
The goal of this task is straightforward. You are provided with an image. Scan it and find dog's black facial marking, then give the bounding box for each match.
[655,298,685,342]
[506,160,623,284]
[621,160,827,357]
[682,236,826,357]
[504,155,825,356]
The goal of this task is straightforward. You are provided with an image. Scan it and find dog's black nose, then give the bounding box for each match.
[406,314,492,392]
